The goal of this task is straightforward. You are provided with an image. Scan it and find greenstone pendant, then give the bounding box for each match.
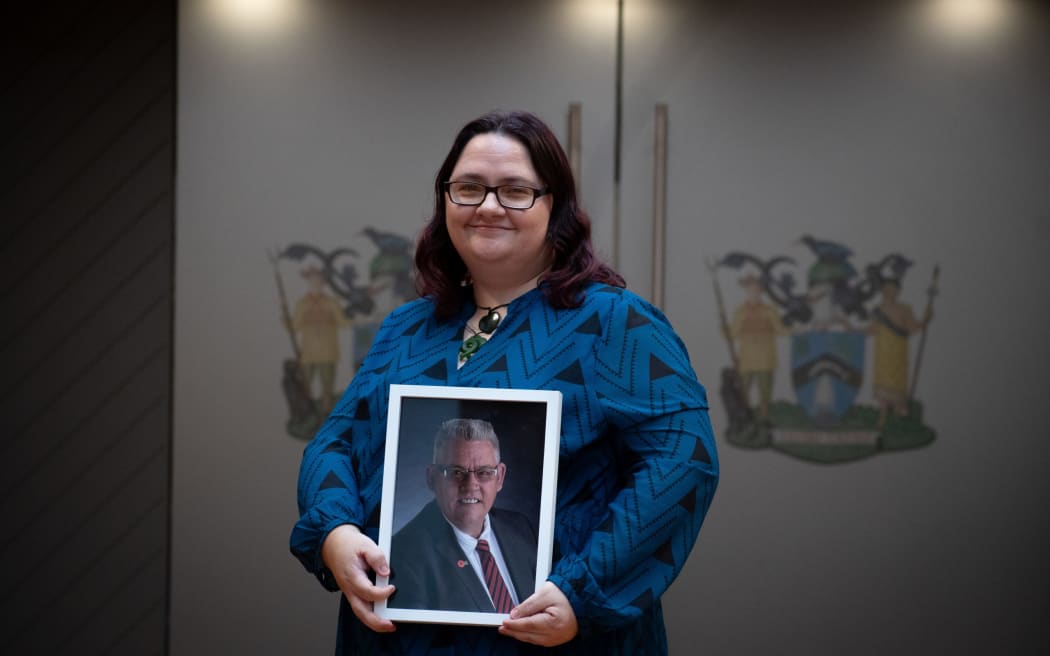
[459,334,487,361]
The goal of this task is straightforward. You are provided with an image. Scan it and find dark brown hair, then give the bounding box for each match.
[414,110,624,319]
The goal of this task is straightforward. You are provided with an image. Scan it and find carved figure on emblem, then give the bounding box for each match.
[709,235,939,463]
[268,228,416,439]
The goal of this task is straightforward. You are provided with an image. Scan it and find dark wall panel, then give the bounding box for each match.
[1,2,174,654]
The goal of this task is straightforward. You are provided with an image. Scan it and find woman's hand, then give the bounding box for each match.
[499,582,578,646]
[321,524,396,633]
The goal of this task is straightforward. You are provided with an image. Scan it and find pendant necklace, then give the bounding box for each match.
[459,303,508,362]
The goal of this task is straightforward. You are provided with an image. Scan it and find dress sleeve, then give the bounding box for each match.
[289,311,395,591]
[289,298,436,592]
[289,406,365,592]
[549,294,720,635]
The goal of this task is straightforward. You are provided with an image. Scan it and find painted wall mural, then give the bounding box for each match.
[710,235,939,463]
[269,228,416,439]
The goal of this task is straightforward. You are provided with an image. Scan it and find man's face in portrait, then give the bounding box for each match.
[427,438,506,538]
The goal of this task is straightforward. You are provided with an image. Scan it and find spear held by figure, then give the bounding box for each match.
[268,247,302,361]
[909,264,939,400]
[269,248,324,436]
[707,257,739,369]
[706,257,753,432]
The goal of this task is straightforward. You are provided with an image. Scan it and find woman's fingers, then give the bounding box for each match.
[322,524,397,632]
[500,582,578,646]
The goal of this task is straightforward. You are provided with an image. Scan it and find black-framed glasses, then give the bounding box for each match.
[444,181,550,210]
[434,465,500,483]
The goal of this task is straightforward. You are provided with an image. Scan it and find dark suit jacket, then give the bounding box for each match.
[388,500,538,612]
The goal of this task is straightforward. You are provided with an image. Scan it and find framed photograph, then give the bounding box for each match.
[375,384,562,626]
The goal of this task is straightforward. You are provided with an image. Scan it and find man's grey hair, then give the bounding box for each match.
[432,418,501,463]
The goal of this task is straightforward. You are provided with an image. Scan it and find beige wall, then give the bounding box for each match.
[174,1,1050,653]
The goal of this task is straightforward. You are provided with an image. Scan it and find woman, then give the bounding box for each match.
[291,110,719,654]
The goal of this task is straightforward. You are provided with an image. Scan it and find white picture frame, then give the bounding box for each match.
[375,384,562,626]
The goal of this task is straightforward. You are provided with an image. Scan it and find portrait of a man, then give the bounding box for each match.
[387,418,538,613]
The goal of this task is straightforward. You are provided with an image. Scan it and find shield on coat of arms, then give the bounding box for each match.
[791,331,866,424]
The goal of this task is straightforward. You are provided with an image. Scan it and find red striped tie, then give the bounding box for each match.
[476,539,514,613]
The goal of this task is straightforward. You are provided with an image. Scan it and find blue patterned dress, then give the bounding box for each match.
[291,282,719,655]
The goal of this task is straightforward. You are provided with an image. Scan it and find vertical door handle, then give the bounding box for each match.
[567,103,582,194]
[652,104,668,308]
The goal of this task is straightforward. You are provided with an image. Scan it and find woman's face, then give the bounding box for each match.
[445,133,553,283]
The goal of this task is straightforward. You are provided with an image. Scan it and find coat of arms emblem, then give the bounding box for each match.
[710,235,939,463]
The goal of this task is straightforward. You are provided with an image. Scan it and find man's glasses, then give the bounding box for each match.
[444,181,550,210]
[435,465,500,483]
